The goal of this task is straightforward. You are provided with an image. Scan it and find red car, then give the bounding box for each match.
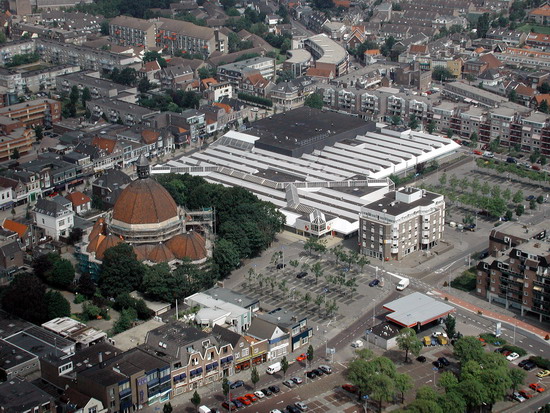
[296,353,307,362]
[473,150,483,155]
[529,383,545,393]
[237,396,251,406]
[244,393,258,402]
[519,390,533,399]
[342,384,358,394]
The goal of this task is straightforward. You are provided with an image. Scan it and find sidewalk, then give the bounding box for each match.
[433,289,550,339]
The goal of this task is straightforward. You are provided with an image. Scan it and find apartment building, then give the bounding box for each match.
[0,377,55,413]
[302,34,349,77]
[37,39,138,72]
[359,187,445,261]
[56,71,137,99]
[0,98,60,128]
[217,57,276,86]
[0,124,34,161]
[269,77,316,111]
[156,18,227,57]
[443,81,509,108]
[87,98,159,126]
[0,40,35,66]
[110,15,158,49]
[33,197,75,240]
[476,238,550,323]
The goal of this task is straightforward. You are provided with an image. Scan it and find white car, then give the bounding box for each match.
[295,401,308,411]
[254,390,265,399]
[507,352,520,361]
[270,410,282,413]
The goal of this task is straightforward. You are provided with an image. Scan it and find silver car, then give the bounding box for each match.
[295,401,308,411]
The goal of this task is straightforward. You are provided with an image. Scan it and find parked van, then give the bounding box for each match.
[351,339,364,348]
[423,336,431,346]
[483,151,494,158]
[396,278,410,291]
[199,407,211,413]
[449,222,457,228]
[266,362,282,375]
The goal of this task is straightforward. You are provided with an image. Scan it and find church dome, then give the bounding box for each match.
[166,232,207,261]
[112,178,179,226]
[148,243,176,263]
[95,234,123,260]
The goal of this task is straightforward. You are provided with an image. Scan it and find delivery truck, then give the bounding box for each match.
[266,362,282,374]
[396,278,410,290]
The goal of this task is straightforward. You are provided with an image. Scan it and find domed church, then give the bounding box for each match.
[80,155,209,268]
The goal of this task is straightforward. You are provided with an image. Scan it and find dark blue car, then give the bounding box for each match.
[369,279,380,287]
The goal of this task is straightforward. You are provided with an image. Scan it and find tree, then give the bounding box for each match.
[443,315,456,339]
[281,356,289,378]
[251,366,260,388]
[396,327,423,362]
[539,99,549,114]
[48,258,75,289]
[45,290,71,319]
[476,13,491,38]
[213,239,240,276]
[458,379,488,411]
[304,93,323,109]
[306,344,314,367]
[515,204,524,217]
[395,373,413,403]
[222,378,230,404]
[390,115,402,126]
[190,390,201,412]
[311,262,324,284]
[99,243,145,298]
[426,120,436,134]
[11,148,19,160]
[408,115,419,130]
[113,307,136,334]
[1,273,48,324]
[77,273,96,297]
[530,199,537,210]
[70,85,79,106]
[162,403,173,413]
[508,88,518,103]
[100,21,110,35]
[453,336,484,363]
[512,190,523,204]
[34,125,43,141]
[470,132,478,148]
[81,87,92,107]
[143,51,167,68]
[439,172,447,186]
[432,67,454,82]
[508,367,526,393]
[438,371,459,393]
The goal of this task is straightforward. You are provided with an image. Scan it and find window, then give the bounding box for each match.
[242,348,249,357]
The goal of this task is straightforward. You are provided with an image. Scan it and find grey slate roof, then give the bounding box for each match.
[34,198,70,217]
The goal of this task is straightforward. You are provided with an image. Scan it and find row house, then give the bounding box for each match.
[141,323,234,397]
[239,73,274,98]
[525,33,550,50]
[529,3,550,25]
[486,29,527,47]
[247,308,312,360]
[156,64,194,90]
[86,98,160,126]
[149,110,206,146]
[76,347,172,411]
[212,325,268,374]
[116,126,175,159]
[0,176,32,206]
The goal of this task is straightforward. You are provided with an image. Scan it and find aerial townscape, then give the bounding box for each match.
[0,0,549,412]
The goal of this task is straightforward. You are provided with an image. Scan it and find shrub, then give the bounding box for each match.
[237,92,273,107]
[529,356,550,370]
[81,302,102,321]
[451,270,477,292]
[73,294,86,304]
[501,344,527,356]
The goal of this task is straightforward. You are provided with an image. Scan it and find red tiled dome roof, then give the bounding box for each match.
[133,244,151,261]
[87,234,105,253]
[112,178,178,225]
[148,243,175,263]
[166,232,207,261]
[96,235,123,259]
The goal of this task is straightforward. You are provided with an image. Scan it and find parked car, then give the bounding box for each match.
[518,359,529,367]
[506,352,520,361]
[276,263,286,269]
[244,394,258,402]
[295,401,308,411]
[269,385,281,394]
[306,370,317,379]
[296,271,308,279]
[270,410,282,413]
[230,380,245,389]
[479,251,489,259]
[221,401,236,410]
[478,338,487,346]
[537,370,550,378]
[473,150,483,155]
[232,399,244,408]
[237,396,251,406]
[313,368,324,376]
[369,279,380,287]
[465,223,476,232]
[530,383,546,393]
[506,157,517,164]
[432,360,442,368]
[286,405,300,413]
[523,361,537,371]
[342,384,358,394]
[417,356,427,363]
[519,390,533,399]
[282,380,294,388]
[502,350,512,357]
[291,376,303,385]
[511,392,526,403]
[438,357,450,366]
[318,365,332,374]
[296,353,307,362]
[261,388,272,396]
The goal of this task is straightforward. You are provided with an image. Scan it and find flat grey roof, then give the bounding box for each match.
[383,292,455,327]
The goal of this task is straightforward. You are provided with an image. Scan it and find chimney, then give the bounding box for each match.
[98,352,103,365]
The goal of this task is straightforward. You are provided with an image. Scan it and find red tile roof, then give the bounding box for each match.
[141,129,160,145]
[515,85,535,97]
[92,136,117,154]
[141,60,161,72]
[306,67,334,78]
[479,53,502,69]
[535,94,550,105]
[410,44,428,54]
[527,33,550,44]
[530,4,550,16]
[213,102,231,113]
[65,191,91,207]
[2,219,28,238]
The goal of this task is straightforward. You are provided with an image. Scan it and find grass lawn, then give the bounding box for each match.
[517,23,550,34]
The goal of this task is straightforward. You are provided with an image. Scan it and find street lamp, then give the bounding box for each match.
[372,298,376,325]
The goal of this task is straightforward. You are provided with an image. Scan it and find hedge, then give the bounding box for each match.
[451,270,477,292]
[479,333,506,346]
[529,356,550,370]
[237,92,273,107]
[501,344,527,357]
